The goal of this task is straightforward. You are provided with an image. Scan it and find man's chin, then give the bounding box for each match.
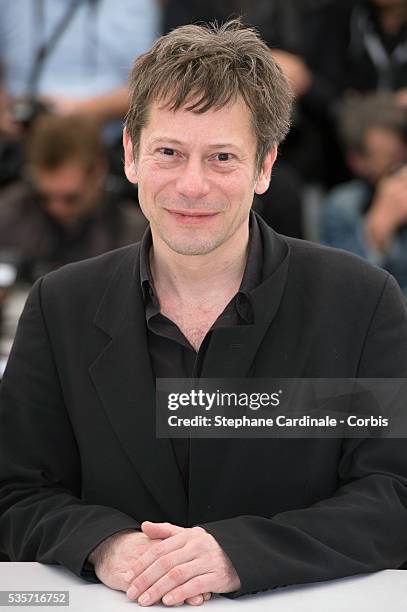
[161,236,224,257]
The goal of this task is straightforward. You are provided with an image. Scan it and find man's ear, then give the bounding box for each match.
[254,146,278,195]
[123,128,138,184]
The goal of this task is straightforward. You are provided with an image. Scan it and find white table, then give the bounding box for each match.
[0,564,406,611]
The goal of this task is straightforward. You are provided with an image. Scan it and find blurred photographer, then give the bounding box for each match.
[0,114,147,282]
[320,94,407,294]
[0,0,160,184]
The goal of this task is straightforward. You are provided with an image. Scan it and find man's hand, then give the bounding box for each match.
[88,530,160,591]
[88,529,211,606]
[365,167,407,251]
[126,522,241,606]
[395,87,407,108]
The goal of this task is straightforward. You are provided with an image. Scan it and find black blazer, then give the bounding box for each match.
[1,216,407,596]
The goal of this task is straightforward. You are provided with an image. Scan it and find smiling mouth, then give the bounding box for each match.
[165,209,221,225]
[166,209,219,217]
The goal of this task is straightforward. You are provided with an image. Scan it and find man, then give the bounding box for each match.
[0,114,147,281]
[320,94,407,295]
[0,20,407,608]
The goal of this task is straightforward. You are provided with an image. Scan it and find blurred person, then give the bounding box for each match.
[259,0,407,185]
[345,0,407,100]
[307,0,407,104]
[320,94,407,294]
[0,114,147,281]
[0,0,160,187]
[0,0,160,136]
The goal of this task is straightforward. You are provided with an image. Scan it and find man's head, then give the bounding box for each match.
[26,115,107,229]
[123,20,293,256]
[339,94,407,184]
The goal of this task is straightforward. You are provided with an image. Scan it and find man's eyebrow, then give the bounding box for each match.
[148,137,242,150]
[207,143,241,150]
[149,138,184,147]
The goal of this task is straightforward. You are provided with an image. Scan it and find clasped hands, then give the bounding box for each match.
[92,521,240,606]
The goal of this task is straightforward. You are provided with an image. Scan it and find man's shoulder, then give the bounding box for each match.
[41,243,141,297]
[287,232,386,270]
[257,212,393,303]
[279,232,392,300]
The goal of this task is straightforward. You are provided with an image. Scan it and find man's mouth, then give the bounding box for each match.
[165,209,220,223]
[166,209,219,217]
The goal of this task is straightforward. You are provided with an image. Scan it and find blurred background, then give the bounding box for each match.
[1,0,407,375]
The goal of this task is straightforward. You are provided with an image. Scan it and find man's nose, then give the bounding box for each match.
[175,157,211,200]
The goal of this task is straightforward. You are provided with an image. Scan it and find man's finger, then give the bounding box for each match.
[127,546,197,600]
[161,576,213,607]
[129,531,189,581]
[185,595,204,605]
[132,560,203,606]
[141,521,183,539]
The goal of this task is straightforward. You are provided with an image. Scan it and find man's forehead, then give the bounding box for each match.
[148,94,251,119]
[140,96,255,149]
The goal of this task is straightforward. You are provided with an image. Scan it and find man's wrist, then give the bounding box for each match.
[87,528,139,567]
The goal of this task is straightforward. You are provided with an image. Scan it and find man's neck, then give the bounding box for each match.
[149,221,250,306]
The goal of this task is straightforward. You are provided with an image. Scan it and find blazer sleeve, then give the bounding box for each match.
[0,279,139,580]
[201,274,407,596]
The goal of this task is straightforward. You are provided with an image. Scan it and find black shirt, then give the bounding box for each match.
[139,212,263,493]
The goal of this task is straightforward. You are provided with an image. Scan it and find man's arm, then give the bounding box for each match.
[0,279,212,606]
[40,86,129,124]
[364,169,407,254]
[0,279,140,579]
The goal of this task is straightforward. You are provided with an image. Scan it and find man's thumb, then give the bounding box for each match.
[141,521,183,538]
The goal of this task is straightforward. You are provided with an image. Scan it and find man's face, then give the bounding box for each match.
[124,97,275,256]
[349,128,407,184]
[33,162,103,229]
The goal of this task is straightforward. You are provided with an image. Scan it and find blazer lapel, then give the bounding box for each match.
[201,220,290,379]
[89,246,187,525]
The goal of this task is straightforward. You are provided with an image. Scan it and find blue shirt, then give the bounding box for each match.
[0,0,160,98]
[320,179,407,297]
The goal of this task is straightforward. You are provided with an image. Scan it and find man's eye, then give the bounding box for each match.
[215,153,231,162]
[159,148,176,156]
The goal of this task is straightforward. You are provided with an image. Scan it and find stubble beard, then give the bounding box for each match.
[156,226,227,256]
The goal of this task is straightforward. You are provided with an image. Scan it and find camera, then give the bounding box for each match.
[8,97,50,131]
